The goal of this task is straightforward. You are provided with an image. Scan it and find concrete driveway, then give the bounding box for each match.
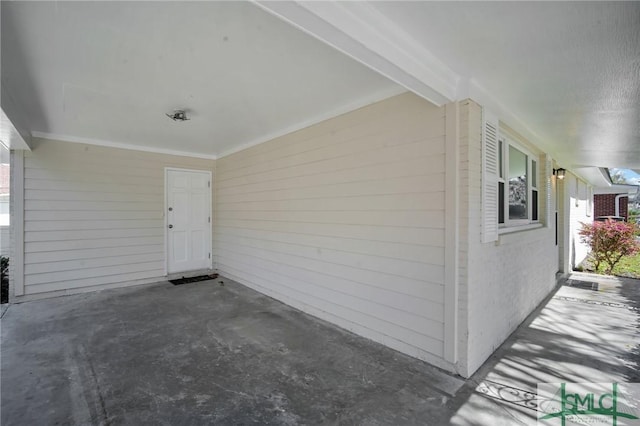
[1,273,638,425]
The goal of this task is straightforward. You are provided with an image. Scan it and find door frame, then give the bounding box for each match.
[164,167,213,275]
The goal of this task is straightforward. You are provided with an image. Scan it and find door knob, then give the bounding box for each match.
[168,224,173,229]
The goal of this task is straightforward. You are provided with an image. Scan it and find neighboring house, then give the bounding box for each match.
[567,170,639,269]
[2,2,638,379]
[594,193,628,220]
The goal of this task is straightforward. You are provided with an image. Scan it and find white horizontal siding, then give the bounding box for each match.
[22,138,214,295]
[215,233,444,284]
[217,220,445,246]
[216,227,441,263]
[218,148,444,189]
[215,209,445,229]
[25,237,165,253]
[25,200,159,211]
[214,93,448,363]
[224,269,443,356]
[217,156,441,196]
[216,240,444,302]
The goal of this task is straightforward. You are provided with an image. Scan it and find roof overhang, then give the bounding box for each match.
[594,185,639,196]
[1,83,32,150]
[256,1,640,172]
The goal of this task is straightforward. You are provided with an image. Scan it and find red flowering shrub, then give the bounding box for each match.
[579,219,640,274]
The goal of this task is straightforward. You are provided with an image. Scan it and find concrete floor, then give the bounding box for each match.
[449,272,640,425]
[1,273,639,425]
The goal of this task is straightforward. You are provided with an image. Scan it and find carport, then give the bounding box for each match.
[2,272,639,424]
[2,2,640,424]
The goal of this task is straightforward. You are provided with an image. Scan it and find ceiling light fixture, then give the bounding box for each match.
[166,110,190,122]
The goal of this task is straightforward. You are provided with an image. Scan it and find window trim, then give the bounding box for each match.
[498,136,540,228]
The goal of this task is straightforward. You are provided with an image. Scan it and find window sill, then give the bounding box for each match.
[498,223,543,235]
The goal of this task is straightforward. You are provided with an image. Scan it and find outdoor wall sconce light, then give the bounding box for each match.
[166,109,190,121]
[553,168,566,180]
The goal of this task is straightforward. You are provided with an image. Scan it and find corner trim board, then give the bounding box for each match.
[253,0,455,107]
[12,150,25,297]
[443,102,459,363]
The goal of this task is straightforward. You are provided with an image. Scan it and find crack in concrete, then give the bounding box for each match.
[209,380,254,400]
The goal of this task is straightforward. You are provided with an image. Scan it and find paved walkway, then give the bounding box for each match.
[448,272,640,425]
[1,273,638,425]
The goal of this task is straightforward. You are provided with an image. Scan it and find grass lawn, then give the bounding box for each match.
[610,252,640,278]
[580,252,640,279]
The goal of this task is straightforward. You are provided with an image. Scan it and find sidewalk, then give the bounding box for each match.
[446,272,640,425]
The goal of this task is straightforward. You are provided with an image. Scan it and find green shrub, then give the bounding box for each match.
[579,220,640,274]
[629,208,640,228]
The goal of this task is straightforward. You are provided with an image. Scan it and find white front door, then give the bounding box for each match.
[166,169,212,274]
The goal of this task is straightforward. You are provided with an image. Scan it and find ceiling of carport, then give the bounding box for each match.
[1,1,403,158]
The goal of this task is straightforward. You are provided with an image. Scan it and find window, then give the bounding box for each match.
[497,137,539,227]
[482,112,544,243]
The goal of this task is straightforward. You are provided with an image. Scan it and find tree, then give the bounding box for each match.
[579,220,640,274]
[610,169,627,184]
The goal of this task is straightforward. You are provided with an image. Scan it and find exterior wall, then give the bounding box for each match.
[1,146,9,257]
[0,164,9,192]
[567,173,593,269]
[8,150,23,303]
[0,227,8,256]
[457,100,558,377]
[456,101,474,376]
[17,138,214,297]
[594,193,628,220]
[558,173,569,273]
[214,93,452,370]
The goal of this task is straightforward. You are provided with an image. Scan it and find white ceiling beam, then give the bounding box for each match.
[1,84,32,150]
[254,1,564,166]
[254,1,458,107]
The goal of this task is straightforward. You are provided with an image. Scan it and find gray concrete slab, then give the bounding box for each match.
[1,303,8,318]
[1,277,464,426]
[1,273,638,425]
[448,273,640,425]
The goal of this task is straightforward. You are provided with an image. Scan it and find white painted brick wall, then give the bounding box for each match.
[457,100,558,377]
[456,100,475,376]
[567,173,592,268]
[0,227,9,257]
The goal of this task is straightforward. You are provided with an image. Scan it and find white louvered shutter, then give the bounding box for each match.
[481,110,499,243]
